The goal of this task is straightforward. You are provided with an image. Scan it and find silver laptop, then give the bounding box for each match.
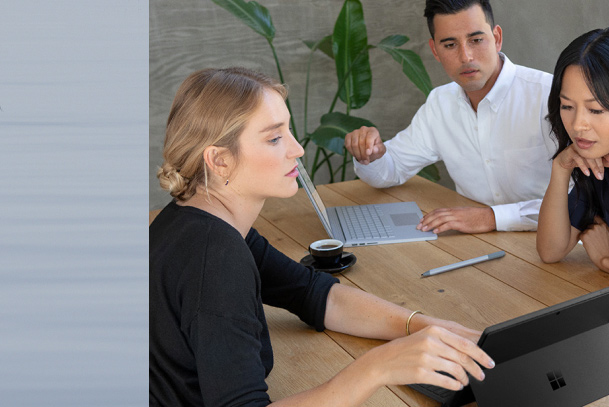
[296,158,437,247]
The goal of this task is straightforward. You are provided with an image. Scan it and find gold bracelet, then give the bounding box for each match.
[406,310,423,336]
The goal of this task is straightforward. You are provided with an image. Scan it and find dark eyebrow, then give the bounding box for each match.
[560,94,598,103]
[439,31,485,43]
[439,37,456,44]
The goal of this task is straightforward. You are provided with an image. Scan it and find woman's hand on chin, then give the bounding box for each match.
[556,145,606,180]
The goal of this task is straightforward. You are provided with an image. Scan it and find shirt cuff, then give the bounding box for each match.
[491,203,538,232]
[353,155,397,188]
[353,155,386,171]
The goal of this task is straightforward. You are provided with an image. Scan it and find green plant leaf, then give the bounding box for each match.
[378,43,432,96]
[378,34,409,48]
[211,0,275,42]
[303,35,334,59]
[332,0,371,110]
[417,164,440,182]
[309,112,375,155]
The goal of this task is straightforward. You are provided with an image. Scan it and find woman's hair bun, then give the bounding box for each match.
[157,163,191,200]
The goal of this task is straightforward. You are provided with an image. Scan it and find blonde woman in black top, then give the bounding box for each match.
[150,67,494,407]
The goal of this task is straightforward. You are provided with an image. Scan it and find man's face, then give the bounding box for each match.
[429,5,503,101]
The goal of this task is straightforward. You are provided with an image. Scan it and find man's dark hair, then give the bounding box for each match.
[424,0,495,38]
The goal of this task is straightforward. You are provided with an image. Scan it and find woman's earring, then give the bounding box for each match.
[225,179,229,186]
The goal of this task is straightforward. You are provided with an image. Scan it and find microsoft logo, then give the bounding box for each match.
[547,370,567,391]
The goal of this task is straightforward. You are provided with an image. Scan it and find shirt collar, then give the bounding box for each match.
[458,52,515,112]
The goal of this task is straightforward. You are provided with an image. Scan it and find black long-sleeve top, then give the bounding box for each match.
[150,201,339,406]
[569,167,609,231]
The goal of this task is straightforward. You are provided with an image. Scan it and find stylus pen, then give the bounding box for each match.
[421,251,505,278]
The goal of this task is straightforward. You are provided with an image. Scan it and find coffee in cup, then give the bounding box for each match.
[309,239,344,267]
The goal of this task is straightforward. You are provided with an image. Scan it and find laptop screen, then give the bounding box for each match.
[296,158,334,237]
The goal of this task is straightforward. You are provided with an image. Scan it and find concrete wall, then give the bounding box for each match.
[150,0,608,209]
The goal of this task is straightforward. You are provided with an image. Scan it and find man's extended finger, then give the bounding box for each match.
[347,131,367,162]
[365,134,377,156]
[418,211,442,229]
[353,134,367,161]
[423,217,455,233]
[356,129,373,159]
[418,209,450,230]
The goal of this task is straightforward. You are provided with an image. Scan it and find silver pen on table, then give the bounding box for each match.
[421,251,506,278]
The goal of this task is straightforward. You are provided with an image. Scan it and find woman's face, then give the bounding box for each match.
[560,65,609,160]
[230,88,304,200]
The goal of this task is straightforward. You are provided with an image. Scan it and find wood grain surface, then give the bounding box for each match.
[149,177,609,406]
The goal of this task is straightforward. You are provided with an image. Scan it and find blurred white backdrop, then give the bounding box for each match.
[0,1,148,405]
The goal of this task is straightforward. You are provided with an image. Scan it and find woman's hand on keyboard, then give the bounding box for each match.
[363,325,495,391]
[408,313,483,344]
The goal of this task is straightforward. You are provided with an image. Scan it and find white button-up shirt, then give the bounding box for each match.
[354,54,556,231]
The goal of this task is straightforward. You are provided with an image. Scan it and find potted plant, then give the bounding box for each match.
[212,0,439,183]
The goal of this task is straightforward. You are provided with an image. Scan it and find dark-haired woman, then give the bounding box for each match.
[537,28,609,273]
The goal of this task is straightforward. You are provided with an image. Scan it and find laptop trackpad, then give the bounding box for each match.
[390,213,420,226]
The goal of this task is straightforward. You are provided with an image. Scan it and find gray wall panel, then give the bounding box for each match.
[150,0,608,209]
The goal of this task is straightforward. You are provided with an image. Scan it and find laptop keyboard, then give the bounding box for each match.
[408,371,464,406]
[413,382,456,399]
[335,205,395,240]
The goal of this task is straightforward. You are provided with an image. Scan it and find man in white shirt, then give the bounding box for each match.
[344,0,555,233]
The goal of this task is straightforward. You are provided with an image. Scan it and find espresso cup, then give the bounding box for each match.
[309,239,344,267]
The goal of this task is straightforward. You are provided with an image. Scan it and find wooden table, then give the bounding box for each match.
[252,176,609,407]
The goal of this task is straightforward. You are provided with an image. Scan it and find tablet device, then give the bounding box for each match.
[409,287,609,407]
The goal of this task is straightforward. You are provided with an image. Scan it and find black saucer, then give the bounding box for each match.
[299,252,357,274]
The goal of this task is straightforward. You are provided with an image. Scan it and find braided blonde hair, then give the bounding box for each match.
[157,67,287,201]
